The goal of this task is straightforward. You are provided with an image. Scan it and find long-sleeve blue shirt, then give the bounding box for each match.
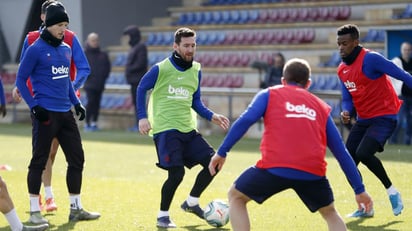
[137,56,213,121]
[20,28,90,90]
[218,88,365,194]
[15,38,80,111]
[341,51,412,119]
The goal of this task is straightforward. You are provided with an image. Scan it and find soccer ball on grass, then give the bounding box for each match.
[203,199,230,227]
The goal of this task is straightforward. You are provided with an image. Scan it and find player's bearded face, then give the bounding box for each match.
[176,37,196,62]
[48,22,68,40]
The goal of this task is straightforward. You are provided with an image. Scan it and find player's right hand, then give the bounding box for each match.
[12,87,22,103]
[138,118,151,135]
[31,105,49,122]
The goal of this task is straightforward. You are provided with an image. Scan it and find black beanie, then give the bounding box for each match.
[45,3,69,27]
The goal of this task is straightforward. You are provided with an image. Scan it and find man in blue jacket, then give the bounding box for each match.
[15,3,99,225]
[12,0,90,213]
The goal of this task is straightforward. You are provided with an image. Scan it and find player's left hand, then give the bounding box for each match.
[74,103,86,121]
[211,114,230,130]
[208,153,226,176]
[355,191,373,214]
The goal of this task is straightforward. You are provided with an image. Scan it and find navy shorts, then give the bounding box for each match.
[234,166,334,212]
[153,130,215,169]
[347,117,396,152]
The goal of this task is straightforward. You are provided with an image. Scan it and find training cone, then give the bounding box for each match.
[0,165,12,171]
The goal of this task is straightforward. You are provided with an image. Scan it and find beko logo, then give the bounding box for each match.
[343,80,357,92]
[167,85,189,99]
[51,65,69,80]
[285,102,316,120]
[52,65,69,75]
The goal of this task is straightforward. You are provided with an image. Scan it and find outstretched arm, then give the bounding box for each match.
[364,52,412,88]
[209,89,268,175]
[326,116,373,212]
[192,71,230,130]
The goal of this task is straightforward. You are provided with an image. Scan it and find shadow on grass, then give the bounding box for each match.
[47,221,77,230]
[8,212,77,231]
[156,224,230,230]
[40,213,78,230]
[0,220,77,231]
[346,219,403,231]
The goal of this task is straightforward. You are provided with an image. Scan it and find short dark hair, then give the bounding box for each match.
[337,24,360,40]
[174,27,196,45]
[283,58,311,86]
[273,52,285,64]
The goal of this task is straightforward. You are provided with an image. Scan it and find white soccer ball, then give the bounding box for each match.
[203,199,230,227]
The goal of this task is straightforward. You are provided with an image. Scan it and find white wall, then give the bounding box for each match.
[0,0,82,62]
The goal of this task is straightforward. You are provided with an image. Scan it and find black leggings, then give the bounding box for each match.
[160,156,216,211]
[346,136,392,189]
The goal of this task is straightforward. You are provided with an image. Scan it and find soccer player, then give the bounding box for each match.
[336,24,412,217]
[12,0,90,213]
[0,176,49,231]
[15,3,99,224]
[209,58,373,231]
[137,27,230,228]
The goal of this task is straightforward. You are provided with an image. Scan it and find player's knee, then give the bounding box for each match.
[168,167,185,185]
[318,203,337,219]
[0,177,8,196]
[356,137,380,162]
[228,184,248,204]
[49,139,59,159]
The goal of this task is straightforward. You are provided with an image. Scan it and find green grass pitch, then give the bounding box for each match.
[0,123,411,230]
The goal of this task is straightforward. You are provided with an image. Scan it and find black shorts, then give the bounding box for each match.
[347,117,396,152]
[234,166,334,212]
[153,130,215,169]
